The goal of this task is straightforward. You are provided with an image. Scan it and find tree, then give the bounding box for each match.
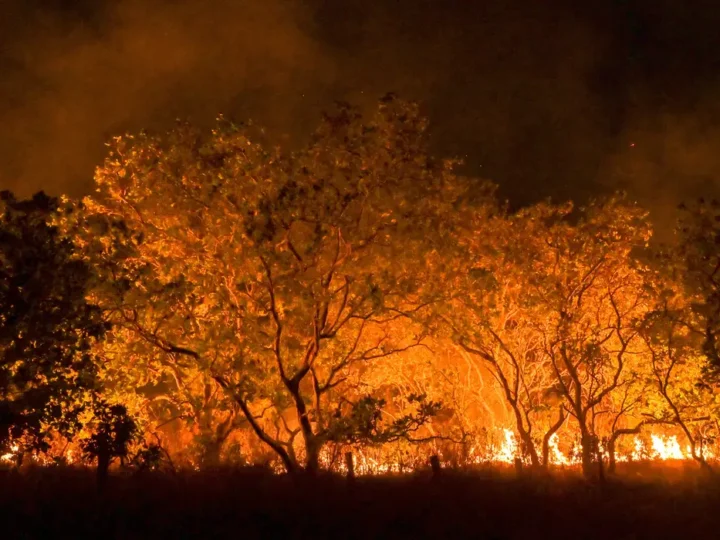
[442,203,567,469]
[640,299,716,471]
[636,200,720,472]
[444,196,657,476]
[529,197,655,478]
[90,308,248,467]
[80,400,138,489]
[74,96,459,472]
[0,191,106,459]
[675,199,720,379]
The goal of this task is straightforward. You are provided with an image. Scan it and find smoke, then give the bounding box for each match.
[0,0,617,202]
[592,1,720,235]
[598,102,720,235]
[0,0,333,197]
[2,0,719,227]
[310,0,615,207]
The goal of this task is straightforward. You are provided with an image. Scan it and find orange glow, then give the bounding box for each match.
[0,444,18,463]
[303,428,718,476]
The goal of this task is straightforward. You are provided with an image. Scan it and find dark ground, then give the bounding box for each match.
[1,464,719,539]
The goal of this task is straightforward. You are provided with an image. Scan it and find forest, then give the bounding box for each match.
[3,96,720,483]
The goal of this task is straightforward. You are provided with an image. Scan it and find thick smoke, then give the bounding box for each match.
[2,0,720,227]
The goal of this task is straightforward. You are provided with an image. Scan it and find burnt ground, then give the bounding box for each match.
[0,463,719,539]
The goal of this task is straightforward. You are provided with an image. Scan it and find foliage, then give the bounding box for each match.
[440,195,668,475]
[325,393,443,445]
[675,199,720,377]
[70,96,460,472]
[638,202,720,467]
[79,400,138,465]
[0,191,106,456]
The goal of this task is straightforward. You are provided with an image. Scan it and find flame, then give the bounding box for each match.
[0,430,716,474]
[650,435,684,460]
[0,444,19,463]
[547,433,571,466]
[494,429,518,464]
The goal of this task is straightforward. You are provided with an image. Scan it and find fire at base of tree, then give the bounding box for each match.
[2,96,720,482]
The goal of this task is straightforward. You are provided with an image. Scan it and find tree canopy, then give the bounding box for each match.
[2,97,718,478]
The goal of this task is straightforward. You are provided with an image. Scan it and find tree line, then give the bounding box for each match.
[2,96,720,479]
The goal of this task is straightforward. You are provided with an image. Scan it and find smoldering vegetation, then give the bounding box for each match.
[1,464,720,539]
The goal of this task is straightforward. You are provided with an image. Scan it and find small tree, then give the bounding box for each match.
[80,400,138,487]
[674,198,720,387]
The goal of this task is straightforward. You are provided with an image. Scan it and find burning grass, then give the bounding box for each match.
[2,463,720,539]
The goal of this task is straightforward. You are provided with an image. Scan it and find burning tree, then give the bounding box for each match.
[641,300,717,471]
[440,197,660,475]
[441,203,567,469]
[72,97,458,473]
[529,198,657,477]
[636,201,720,472]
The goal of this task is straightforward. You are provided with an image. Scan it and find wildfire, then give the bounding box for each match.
[0,444,19,463]
[0,429,716,474]
[650,435,684,460]
[494,429,518,464]
[548,434,571,466]
[316,428,716,477]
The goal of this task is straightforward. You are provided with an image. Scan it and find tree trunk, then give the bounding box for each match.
[345,452,355,480]
[97,447,110,492]
[685,431,714,474]
[304,437,320,475]
[430,455,442,477]
[541,407,565,468]
[607,436,617,474]
[508,404,539,468]
[215,376,298,474]
[607,426,644,475]
[286,379,321,475]
[517,428,540,468]
[198,409,233,467]
[202,438,223,467]
[596,446,606,484]
[580,430,596,479]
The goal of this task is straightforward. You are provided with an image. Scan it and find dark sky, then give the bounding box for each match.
[2,0,720,226]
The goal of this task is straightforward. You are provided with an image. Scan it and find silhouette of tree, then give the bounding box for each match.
[0,191,106,459]
[675,199,720,378]
[80,400,138,488]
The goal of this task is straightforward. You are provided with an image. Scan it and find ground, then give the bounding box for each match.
[1,463,719,539]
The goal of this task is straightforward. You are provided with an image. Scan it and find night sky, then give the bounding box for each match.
[2,0,720,227]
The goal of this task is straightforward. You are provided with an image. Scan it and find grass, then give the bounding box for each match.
[1,463,719,539]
